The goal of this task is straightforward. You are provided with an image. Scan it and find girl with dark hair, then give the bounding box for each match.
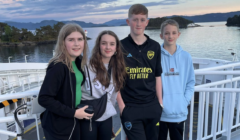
[80,30,127,140]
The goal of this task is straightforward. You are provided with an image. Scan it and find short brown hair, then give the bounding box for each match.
[160,19,180,34]
[128,4,148,18]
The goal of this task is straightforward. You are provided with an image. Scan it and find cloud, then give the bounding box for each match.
[0,0,181,22]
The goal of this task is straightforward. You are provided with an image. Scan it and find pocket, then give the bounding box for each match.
[53,116,73,133]
[163,93,188,116]
[159,103,163,113]
[121,106,127,117]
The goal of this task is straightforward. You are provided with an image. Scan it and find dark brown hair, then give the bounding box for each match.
[90,30,127,91]
[128,4,148,18]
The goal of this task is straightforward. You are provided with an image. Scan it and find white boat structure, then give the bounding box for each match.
[0,57,240,140]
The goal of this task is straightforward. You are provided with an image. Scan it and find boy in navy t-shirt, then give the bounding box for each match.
[117,4,163,140]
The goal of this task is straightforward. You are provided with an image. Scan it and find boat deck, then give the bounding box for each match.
[8,105,122,140]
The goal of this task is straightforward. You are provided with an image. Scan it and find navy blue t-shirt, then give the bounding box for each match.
[120,34,162,107]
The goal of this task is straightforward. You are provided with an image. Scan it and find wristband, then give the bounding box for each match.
[160,104,164,108]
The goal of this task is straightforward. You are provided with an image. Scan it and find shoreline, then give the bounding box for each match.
[0,37,91,47]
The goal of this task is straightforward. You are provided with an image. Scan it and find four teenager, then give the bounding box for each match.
[39,3,195,140]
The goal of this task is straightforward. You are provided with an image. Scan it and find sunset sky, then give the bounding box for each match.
[0,0,239,23]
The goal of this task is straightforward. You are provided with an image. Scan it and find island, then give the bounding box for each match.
[226,15,240,26]
[0,22,91,47]
[146,16,194,30]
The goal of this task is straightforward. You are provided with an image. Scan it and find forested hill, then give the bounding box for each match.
[104,11,240,26]
[147,17,193,29]
[168,11,240,23]
[226,15,240,26]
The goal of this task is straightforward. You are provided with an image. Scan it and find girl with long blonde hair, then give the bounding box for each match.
[38,23,93,140]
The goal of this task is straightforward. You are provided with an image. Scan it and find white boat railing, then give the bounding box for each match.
[1,62,240,140]
[120,88,240,140]
[0,70,45,95]
[0,90,43,140]
[120,62,240,140]
[195,62,240,71]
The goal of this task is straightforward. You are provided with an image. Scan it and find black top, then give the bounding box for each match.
[120,34,162,107]
[38,56,85,140]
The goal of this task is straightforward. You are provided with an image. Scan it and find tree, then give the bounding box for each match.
[0,22,66,43]
[40,25,54,40]
[0,22,8,42]
[21,28,35,41]
[2,25,12,41]
[147,16,193,29]
[53,22,65,37]
[226,15,240,26]
[11,26,21,42]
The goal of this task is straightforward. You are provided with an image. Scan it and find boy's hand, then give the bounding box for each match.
[119,104,125,116]
[117,91,126,116]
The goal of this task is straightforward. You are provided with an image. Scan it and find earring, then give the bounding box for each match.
[114,52,117,55]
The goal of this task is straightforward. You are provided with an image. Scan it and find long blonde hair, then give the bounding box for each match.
[49,23,88,72]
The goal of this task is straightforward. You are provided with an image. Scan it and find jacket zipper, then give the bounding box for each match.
[85,65,93,96]
[68,71,76,140]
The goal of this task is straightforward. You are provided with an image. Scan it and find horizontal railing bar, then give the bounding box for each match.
[231,123,240,129]
[0,130,17,137]
[0,114,36,123]
[202,134,214,140]
[195,88,240,92]
[0,72,45,76]
[195,62,240,71]
[201,130,227,140]
[0,90,39,101]
[216,130,227,135]
[195,77,240,88]
[195,71,240,75]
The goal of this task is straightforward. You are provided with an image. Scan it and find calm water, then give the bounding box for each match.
[0,22,239,63]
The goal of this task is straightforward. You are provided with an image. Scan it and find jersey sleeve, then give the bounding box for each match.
[155,44,162,77]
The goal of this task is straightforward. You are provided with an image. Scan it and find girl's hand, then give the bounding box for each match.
[74,105,93,119]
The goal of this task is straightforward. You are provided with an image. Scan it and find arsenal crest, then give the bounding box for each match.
[147,51,154,60]
[125,122,132,130]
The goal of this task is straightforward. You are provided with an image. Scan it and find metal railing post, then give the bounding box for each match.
[222,68,233,140]
[197,91,205,140]
[35,114,40,140]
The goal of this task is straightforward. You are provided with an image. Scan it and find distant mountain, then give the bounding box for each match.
[103,11,240,26]
[168,11,240,23]
[3,11,240,30]
[4,20,107,30]
[103,19,127,26]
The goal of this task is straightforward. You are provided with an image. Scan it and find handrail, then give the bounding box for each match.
[0,90,39,101]
[194,88,240,92]
[195,62,240,71]
[195,77,240,88]
[195,71,240,75]
[0,72,45,76]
